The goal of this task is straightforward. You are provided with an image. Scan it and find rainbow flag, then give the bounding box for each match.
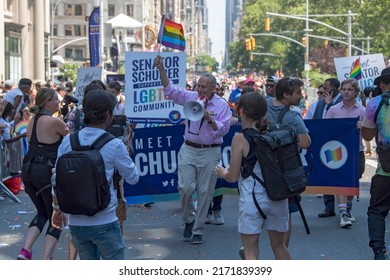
[324,146,343,163]
[157,15,185,51]
[349,58,362,80]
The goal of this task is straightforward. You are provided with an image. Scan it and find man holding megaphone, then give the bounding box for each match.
[154,55,231,245]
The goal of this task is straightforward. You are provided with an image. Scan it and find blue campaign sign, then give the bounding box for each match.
[303,118,360,196]
[124,118,360,204]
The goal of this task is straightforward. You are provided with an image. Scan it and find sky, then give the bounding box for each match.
[205,0,225,66]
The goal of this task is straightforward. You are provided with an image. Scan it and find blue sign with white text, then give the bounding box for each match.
[124,118,360,204]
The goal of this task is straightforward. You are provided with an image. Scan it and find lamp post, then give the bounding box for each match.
[51,0,62,80]
[266,5,357,88]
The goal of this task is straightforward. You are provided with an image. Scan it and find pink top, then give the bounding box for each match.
[326,101,366,151]
[163,81,231,145]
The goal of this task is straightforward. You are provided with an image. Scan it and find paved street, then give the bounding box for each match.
[0,155,388,260]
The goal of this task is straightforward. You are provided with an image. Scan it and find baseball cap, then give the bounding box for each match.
[245,78,255,85]
[266,76,279,84]
[4,80,13,87]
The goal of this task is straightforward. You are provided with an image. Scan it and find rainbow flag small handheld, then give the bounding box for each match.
[349,58,362,80]
[157,15,185,51]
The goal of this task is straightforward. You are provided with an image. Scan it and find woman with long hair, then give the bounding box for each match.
[215,92,291,260]
[17,88,67,260]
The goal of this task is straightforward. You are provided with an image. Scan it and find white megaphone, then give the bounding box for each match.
[183,95,208,121]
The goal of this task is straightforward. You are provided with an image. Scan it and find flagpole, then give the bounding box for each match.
[157,14,165,57]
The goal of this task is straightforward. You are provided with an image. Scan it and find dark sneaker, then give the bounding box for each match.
[191,234,204,245]
[17,248,32,260]
[239,247,245,260]
[318,210,336,218]
[183,220,194,238]
[374,249,389,260]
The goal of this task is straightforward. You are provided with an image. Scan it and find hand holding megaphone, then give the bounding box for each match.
[183,95,208,121]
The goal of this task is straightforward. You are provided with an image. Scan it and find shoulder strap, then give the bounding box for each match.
[74,108,81,131]
[374,99,384,124]
[69,130,81,151]
[91,132,115,150]
[277,106,290,124]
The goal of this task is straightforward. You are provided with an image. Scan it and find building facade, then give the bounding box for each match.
[0,0,209,82]
[0,0,50,83]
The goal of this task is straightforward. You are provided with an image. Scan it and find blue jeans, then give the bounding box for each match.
[69,220,126,260]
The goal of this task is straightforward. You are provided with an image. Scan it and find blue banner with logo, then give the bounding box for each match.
[303,118,360,195]
[89,7,100,67]
[124,118,360,204]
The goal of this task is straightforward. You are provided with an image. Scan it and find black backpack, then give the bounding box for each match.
[55,131,115,216]
[243,107,307,202]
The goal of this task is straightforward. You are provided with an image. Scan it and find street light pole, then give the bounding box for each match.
[304,0,310,88]
[51,0,62,81]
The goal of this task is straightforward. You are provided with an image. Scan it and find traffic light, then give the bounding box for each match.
[250,36,256,49]
[245,38,252,51]
[264,17,270,32]
[302,37,307,47]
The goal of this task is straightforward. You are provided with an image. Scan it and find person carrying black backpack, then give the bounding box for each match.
[51,89,139,260]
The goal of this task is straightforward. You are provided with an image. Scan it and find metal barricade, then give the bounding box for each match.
[0,138,23,203]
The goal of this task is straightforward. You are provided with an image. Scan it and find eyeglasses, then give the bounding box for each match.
[265,84,275,88]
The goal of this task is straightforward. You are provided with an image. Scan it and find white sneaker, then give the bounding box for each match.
[346,209,355,223]
[340,214,352,228]
[212,211,224,225]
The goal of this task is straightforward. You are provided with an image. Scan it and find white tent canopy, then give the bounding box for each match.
[107,13,142,29]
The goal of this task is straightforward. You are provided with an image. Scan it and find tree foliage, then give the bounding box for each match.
[228,0,390,79]
[59,63,78,82]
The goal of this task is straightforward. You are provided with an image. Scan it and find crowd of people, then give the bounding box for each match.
[0,60,389,260]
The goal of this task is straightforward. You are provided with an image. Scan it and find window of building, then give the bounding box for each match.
[65,4,85,16]
[126,4,133,17]
[65,47,85,61]
[9,37,20,55]
[108,4,115,17]
[53,24,58,36]
[64,25,86,36]
[75,5,83,16]
[65,47,73,59]
[74,49,83,60]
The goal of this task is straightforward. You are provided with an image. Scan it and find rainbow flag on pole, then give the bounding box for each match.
[349,58,362,80]
[157,15,185,51]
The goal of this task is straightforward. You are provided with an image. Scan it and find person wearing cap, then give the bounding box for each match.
[362,67,390,260]
[2,78,32,122]
[3,80,14,94]
[265,76,279,98]
[228,76,246,104]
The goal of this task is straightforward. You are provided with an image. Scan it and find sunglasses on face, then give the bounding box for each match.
[265,84,275,88]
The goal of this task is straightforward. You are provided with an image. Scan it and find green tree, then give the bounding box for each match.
[230,0,390,78]
[59,63,78,82]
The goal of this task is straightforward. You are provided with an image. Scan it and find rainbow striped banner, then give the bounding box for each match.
[157,15,185,51]
[349,58,362,80]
